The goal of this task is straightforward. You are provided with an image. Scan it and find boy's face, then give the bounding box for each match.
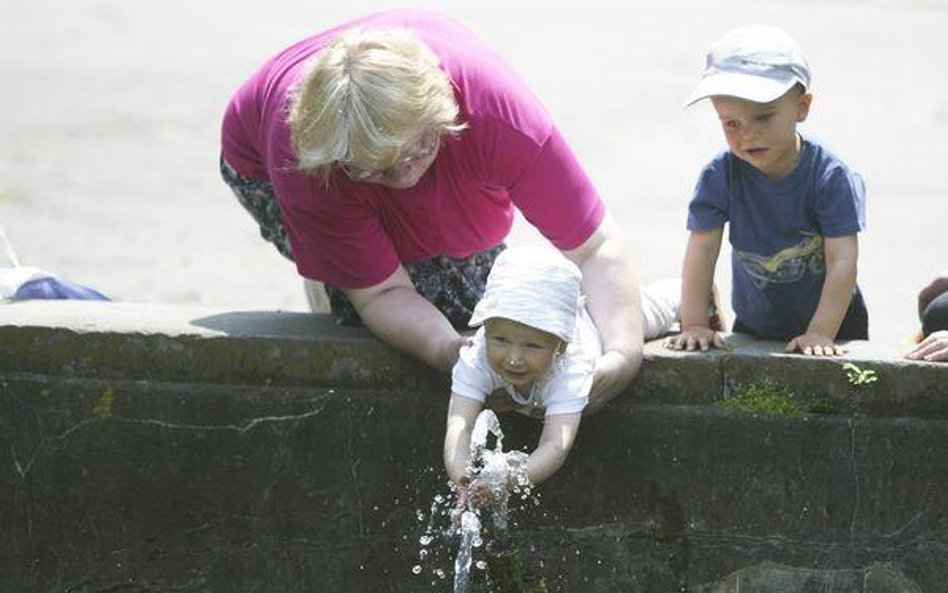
[483,318,563,393]
[711,88,812,179]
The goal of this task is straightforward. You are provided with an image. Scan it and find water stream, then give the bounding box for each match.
[414,409,542,591]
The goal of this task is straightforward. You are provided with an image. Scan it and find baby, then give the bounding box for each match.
[443,246,679,493]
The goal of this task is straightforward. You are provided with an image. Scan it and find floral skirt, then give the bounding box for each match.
[220,156,503,326]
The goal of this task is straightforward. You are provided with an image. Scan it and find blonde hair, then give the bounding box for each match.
[287,28,466,181]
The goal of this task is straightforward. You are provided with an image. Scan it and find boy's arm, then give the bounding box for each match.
[786,234,858,356]
[525,412,582,486]
[443,394,484,485]
[666,228,725,351]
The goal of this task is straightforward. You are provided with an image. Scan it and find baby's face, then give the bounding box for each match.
[711,88,812,179]
[484,318,563,393]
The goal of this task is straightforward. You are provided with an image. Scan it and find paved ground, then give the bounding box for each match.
[2,0,947,346]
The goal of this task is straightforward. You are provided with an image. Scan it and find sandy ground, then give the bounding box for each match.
[1,0,947,347]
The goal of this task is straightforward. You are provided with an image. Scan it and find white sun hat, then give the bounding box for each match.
[468,246,582,343]
[686,24,811,106]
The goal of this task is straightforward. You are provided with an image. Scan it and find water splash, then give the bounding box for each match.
[414,410,543,591]
[454,410,531,592]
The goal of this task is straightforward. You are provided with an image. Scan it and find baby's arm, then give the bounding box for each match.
[525,412,582,486]
[443,394,484,485]
[666,228,725,351]
[786,235,858,356]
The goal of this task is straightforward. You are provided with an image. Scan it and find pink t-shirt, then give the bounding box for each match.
[221,10,604,288]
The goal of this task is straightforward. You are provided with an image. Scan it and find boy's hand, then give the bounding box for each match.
[785,332,843,356]
[664,327,725,352]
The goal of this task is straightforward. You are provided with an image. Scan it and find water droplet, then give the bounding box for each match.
[419,549,428,560]
[419,535,433,546]
[475,560,487,570]
[411,565,422,575]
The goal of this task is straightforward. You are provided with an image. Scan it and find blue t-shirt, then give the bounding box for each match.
[687,135,866,340]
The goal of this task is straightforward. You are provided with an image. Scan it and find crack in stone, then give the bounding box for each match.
[10,443,37,480]
[8,405,329,481]
[848,418,861,543]
[882,509,926,540]
[345,398,365,539]
[49,406,328,438]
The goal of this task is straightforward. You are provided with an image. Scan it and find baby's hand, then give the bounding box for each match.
[458,475,512,511]
[785,332,843,356]
[665,326,724,352]
[455,475,490,512]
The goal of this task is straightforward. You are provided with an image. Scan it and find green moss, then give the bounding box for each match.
[92,386,116,419]
[718,379,832,418]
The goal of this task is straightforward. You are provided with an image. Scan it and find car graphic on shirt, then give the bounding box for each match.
[735,233,825,289]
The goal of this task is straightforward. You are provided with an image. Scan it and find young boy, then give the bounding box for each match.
[666,24,868,356]
[443,247,679,491]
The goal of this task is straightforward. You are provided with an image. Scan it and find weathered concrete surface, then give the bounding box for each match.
[0,301,437,390]
[2,301,947,592]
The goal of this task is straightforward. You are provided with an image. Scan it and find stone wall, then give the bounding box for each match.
[1,301,946,592]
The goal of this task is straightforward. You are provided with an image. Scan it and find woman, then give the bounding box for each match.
[220,10,642,410]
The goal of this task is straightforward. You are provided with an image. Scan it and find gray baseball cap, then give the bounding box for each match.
[686,24,811,106]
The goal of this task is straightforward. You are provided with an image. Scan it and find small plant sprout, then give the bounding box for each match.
[842,362,877,388]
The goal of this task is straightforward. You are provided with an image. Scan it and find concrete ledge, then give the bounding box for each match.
[0,301,437,390]
[2,301,943,417]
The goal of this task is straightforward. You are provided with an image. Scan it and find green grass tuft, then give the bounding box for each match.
[718,378,832,418]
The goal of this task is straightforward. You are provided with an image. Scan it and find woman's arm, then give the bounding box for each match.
[563,214,643,413]
[525,412,582,486]
[344,265,467,372]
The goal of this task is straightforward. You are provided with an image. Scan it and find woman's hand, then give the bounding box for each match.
[586,350,641,414]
